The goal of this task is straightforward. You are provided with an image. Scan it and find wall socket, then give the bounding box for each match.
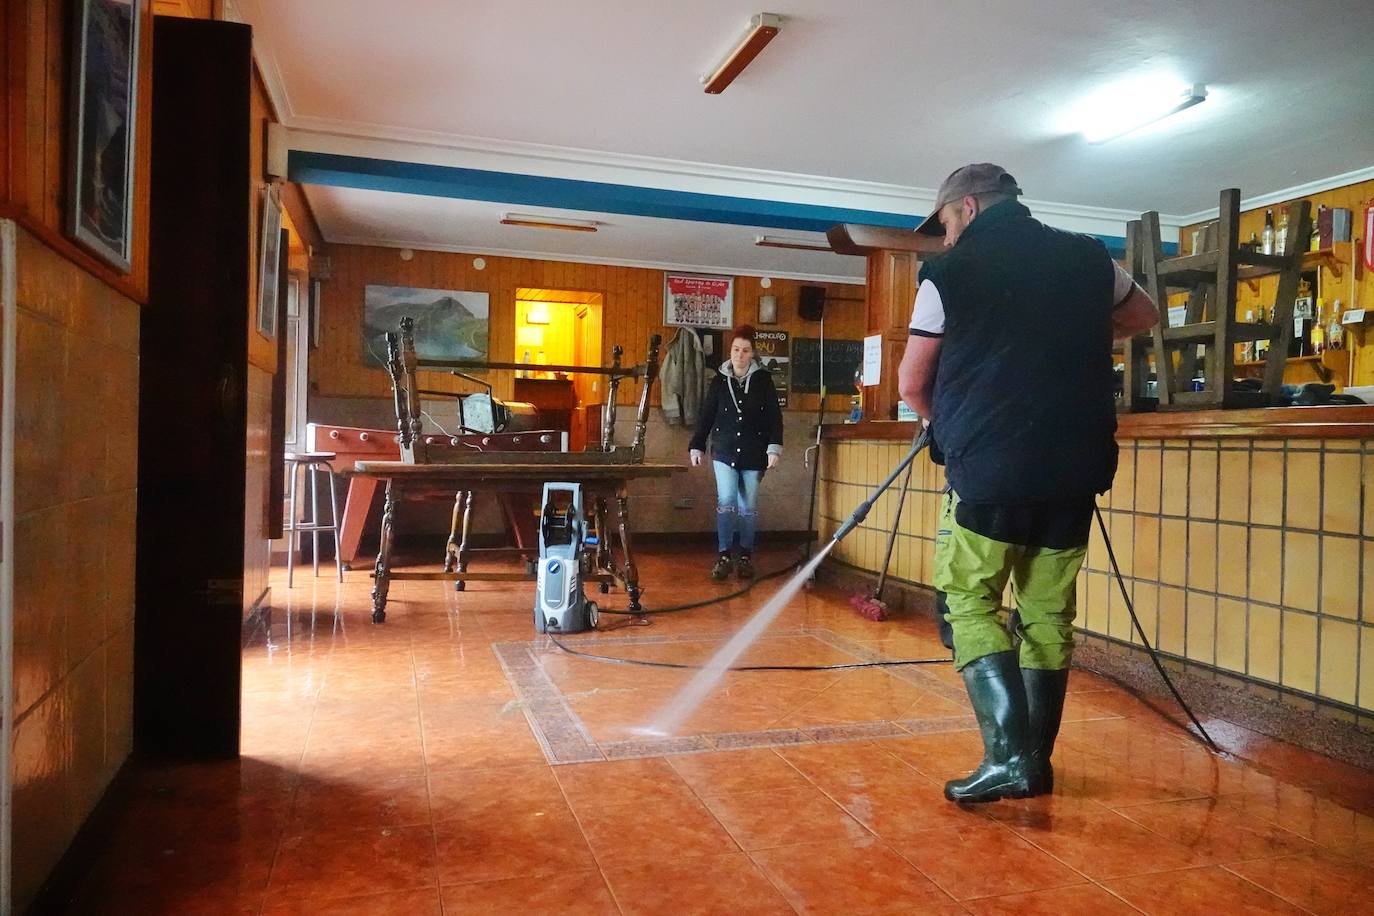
[674,496,695,509]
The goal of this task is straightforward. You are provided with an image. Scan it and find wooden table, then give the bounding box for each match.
[349,460,684,622]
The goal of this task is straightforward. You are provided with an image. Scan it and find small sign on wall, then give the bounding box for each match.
[862,334,882,387]
[754,330,791,407]
[664,272,734,329]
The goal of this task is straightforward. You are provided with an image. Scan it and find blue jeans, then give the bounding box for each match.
[712,460,761,552]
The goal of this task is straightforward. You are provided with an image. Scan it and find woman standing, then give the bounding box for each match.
[689,325,784,579]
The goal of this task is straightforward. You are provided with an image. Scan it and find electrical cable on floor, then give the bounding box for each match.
[1094,505,1220,753]
[595,550,807,616]
[543,631,947,671]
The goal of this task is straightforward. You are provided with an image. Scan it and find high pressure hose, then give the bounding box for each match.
[553,428,1223,755]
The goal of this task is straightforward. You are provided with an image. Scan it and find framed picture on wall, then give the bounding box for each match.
[362,285,490,366]
[66,0,141,273]
[664,272,733,329]
[256,184,283,339]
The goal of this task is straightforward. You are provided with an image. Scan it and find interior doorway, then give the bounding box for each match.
[514,288,603,451]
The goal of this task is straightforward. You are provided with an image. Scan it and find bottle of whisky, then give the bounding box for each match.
[1276,206,1289,254]
[1261,209,1276,255]
[1255,305,1269,360]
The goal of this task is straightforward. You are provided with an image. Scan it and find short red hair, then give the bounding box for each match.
[731,324,756,344]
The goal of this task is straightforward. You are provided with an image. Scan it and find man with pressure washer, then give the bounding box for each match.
[898,164,1159,803]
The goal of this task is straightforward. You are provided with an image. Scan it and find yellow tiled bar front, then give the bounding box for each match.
[819,436,1374,717]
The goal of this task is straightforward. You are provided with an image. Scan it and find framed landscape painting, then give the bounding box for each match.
[362,285,490,366]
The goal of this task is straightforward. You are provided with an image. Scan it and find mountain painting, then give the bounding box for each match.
[362,285,491,366]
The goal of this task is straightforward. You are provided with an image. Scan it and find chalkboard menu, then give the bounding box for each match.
[791,337,862,395]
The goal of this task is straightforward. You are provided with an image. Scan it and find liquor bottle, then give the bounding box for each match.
[1261,209,1275,255]
[1329,300,1345,351]
[1254,305,1269,360]
[1241,310,1256,362]
[521,349,531,378]
[1311,299,1326,354]
[1276,206,1289,254]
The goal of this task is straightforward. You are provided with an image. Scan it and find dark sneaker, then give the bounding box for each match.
[736,554,755,579]
[710,554,733,580]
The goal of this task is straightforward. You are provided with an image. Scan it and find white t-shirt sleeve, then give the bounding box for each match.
[908,279,945,337]
[1112,263,1139,308]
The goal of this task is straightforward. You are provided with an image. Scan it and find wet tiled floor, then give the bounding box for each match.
[62,547,1374,914]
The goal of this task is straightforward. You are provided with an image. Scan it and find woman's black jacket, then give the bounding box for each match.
[688,361,784,472]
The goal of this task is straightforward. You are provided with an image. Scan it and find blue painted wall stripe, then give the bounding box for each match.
[288,150,1166,258]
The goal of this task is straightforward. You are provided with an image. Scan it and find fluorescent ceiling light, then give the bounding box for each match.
[702,13,782,94]
[500,213,599,232]
[754,234,832,252]
[1072,79,1208,143]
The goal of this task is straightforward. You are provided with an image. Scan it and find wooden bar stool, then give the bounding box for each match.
[284,452,344,586]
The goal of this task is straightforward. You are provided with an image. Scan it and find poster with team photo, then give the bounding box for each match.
[754,330,791,408]
[664,272,733,329]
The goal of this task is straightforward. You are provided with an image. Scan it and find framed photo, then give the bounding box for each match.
[67,0,141,272]
[362,285,490,366]
[309,278,322,349]
[256,184,283,339]
[664,272,733,329]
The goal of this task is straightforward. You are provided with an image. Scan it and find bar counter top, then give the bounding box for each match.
[823,404,1374,441]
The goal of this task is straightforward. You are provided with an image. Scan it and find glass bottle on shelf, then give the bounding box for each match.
[1311,299,1326,354]
[1261,209,1275,255]
[1255,305,1269,360]
[1241,310,1256,363]
[1329,300,1345,351]
[1276,206,1289,254]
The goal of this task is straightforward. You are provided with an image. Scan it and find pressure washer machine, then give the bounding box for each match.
[534,482,598,634]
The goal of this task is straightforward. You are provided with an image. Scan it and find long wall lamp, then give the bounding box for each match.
[500,212,599,232]
[702,13,782,94]
[754,234,833,252]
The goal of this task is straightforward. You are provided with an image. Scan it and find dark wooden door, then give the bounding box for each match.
[135,17,252,758]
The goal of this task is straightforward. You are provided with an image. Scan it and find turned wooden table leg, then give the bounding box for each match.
[455,490,475,592]
[443,490,463,573]
[371,480,399,623]
[614,484,643,614]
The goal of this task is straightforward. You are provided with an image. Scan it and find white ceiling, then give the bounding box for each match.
[306,185,862,281]
[237,0,1374,271]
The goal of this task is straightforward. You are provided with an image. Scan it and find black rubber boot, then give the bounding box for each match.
[1023,667,1069,796]
[710,552,733,580]
[944,651,1033,803]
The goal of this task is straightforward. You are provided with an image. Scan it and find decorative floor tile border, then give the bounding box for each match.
[493,628,982,765]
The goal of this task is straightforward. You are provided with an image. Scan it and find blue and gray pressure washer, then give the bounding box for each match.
[534,482,598,634]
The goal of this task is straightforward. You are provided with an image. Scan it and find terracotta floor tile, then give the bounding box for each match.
[750,836,957,914]
[778,740,925,790]
[994,795,1208,880]
[668,748,813,797]
[287,775,432,829]
[824,775,993,841]
[602,852,794,915]
[261,887,443,916]
[268,823,438,901]
[1219,781,1374,851]
[704,784,871,850]
[440,870,619,915]
[1106,865,1308,915]
[433,798,596,884]
[1116,797,1319,864]
[961,883,1137,915]
[428,762,566,824]
[884,732,987,781]
[576,792,738,863]
[1227,850,1374,914]
[554,757,696,809]
[893,823,1085,900]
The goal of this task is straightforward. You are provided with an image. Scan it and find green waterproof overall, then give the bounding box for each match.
[932,491,1087,672]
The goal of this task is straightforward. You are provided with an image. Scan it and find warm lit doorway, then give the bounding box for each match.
[514,288,603,451]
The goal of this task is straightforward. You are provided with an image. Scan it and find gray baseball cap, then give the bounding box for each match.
[915,163,1024,236]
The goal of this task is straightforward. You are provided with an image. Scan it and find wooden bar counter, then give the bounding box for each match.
[815,405,1374,755]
